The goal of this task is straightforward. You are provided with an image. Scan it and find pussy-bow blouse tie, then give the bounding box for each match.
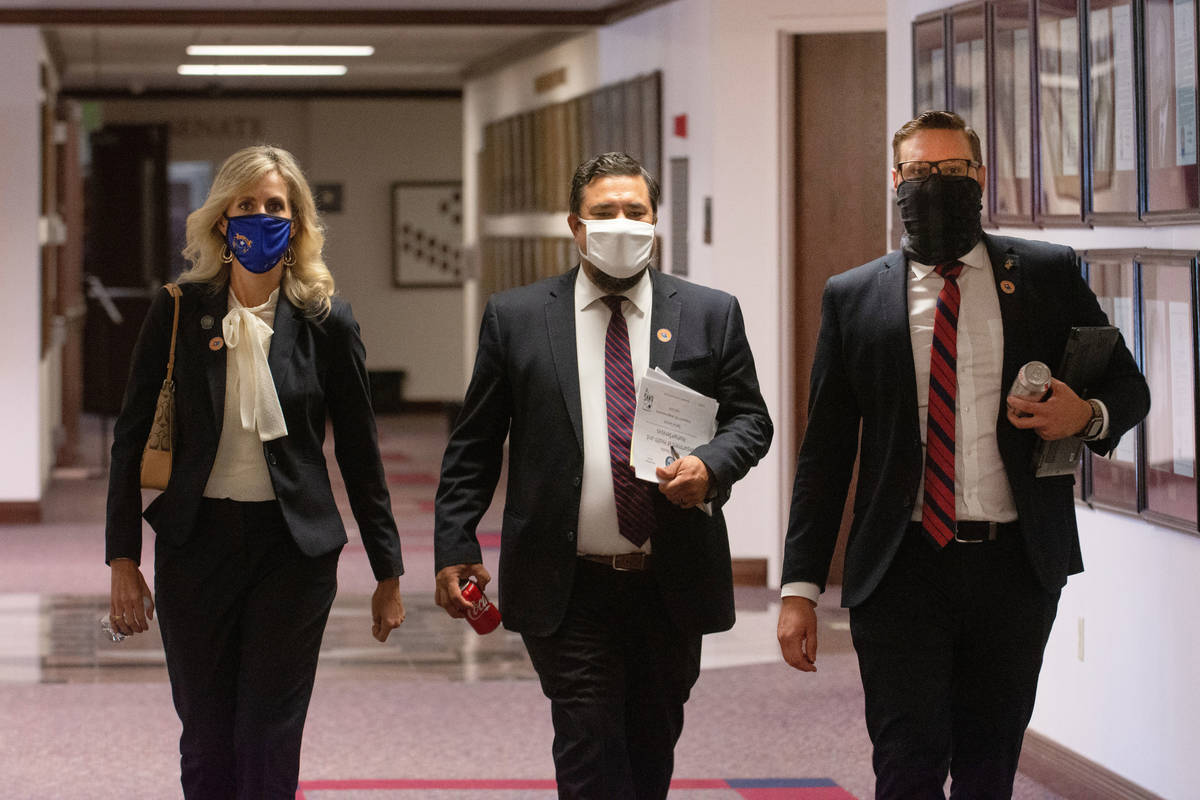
[221,293,288,442]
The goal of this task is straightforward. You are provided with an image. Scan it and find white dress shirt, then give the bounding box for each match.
[203,287,284,502]
[575,268,654,556]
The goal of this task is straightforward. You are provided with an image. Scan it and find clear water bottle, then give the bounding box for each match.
[99,595,153,642]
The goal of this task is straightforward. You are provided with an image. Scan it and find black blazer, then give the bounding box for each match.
[783,234,1150,606]
[105,282,405,581]
[435,268,773,637]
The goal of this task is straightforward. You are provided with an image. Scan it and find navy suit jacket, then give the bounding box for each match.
[782,234,1150,606]
[435,267,774,637]
[105,282,405,581]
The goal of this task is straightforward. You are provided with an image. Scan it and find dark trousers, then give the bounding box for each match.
[521,559,702,800]
[154,498,339,800]
[849,525,1060,800]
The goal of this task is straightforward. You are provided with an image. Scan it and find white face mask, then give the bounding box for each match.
[577,217,655,279]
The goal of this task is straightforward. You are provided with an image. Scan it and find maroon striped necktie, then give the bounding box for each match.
[920,261,965,548]
[601,295,655,547]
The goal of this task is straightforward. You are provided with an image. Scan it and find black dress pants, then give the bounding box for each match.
[849,525,1060,800]
[155,498,339,800]
[521,558,702,800]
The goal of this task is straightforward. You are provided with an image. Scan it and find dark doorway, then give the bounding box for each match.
[83,123,169,415]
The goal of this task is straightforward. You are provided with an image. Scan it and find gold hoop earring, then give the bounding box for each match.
[221,245,234,264]
[282,247,296,267]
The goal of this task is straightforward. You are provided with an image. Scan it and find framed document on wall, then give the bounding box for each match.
[993,0,1037,222]
[1087,0,1141,221]
[1037,0,1086,222]
[949,3,991,220]
[1143,0,1199,220]
[1083,251,1141,511]
[914,13,949,114]
[1141,253,1198,529]
[392,182,464,288]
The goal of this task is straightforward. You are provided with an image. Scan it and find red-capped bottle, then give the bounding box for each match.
[459,576,501,634]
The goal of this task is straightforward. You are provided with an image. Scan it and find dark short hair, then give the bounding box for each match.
[569,152,660,216]
[892,110,983,165]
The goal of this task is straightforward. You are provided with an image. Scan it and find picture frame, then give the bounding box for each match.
[992,0,1037,222]
[949,3,992,221]
[1140,252,1199,529]
[1082,250,1141,512]
[913,12,950,115]
[1036,0,1086,223]
[1086,0,1142,221]
[391,181,464,288]
[1142,0,1199,220]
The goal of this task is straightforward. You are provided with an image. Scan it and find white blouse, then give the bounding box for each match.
[202,287,288,501]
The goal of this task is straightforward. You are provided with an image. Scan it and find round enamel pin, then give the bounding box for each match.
[209,336,225,351]
[200,315,215,330]
[657,328,672,342]
[1000,280,1016,295]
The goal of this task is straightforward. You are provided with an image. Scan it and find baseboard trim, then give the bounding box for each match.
[0,502,41,524]
[731,557,767,586]
[1019,729,1164,800]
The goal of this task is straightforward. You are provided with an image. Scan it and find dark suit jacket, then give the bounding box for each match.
[105,282,405,582]
[783,234,1150,607]
[435,267,773,637]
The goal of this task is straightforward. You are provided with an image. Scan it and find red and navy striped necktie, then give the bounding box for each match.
[601,295,655,547]
[921,261,965,548]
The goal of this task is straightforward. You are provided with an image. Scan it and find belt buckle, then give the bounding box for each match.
[612,553,646,571]
[954,521,998,544]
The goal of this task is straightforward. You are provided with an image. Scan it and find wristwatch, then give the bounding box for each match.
[1078,398,1105,441]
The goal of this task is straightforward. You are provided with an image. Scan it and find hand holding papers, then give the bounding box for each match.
[631,368,718,482]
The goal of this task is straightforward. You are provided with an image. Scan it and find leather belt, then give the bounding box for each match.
[579,553,652,571]
[955,520,1020,542]
[909,520,1018,543]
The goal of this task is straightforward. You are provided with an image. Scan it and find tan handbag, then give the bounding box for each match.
[140,283,182,490]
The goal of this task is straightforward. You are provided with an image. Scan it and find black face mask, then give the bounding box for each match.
[896,174,984,265]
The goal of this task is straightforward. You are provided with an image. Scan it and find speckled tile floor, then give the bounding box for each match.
[0,413,1069,799]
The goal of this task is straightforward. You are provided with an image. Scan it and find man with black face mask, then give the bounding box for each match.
[777,111,1149,798]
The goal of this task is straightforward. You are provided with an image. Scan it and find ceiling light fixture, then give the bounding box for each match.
[186,45,374,57]
[178,64,348,76]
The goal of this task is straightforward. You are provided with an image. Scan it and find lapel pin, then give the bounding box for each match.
[1000,280,1016,295]
[201,314,215,330]
[657,328,672,342]
[209,336,225,351]
[1003,257,1015,271]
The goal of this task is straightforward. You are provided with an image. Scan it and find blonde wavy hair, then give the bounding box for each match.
[180,145,334,318]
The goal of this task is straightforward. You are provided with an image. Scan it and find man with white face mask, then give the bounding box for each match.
[435,152,773,799]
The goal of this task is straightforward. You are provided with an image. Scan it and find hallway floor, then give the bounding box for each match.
[0,413,1066,799]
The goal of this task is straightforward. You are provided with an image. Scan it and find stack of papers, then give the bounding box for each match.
[630,367,718,482]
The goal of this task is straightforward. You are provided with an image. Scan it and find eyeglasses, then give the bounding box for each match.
[895,159,979,182]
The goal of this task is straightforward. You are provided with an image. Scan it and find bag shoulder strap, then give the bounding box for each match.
[163,283,182,383]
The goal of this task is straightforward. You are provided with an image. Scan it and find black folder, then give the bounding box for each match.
[1033,326,1121,477]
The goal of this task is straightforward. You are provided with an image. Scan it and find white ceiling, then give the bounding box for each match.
[45,23,583,92]
[34,1,674,94]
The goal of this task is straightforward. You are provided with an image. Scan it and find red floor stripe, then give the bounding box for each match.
[296,778,855,798]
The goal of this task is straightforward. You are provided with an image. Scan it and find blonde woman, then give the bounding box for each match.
[104,145,406,799]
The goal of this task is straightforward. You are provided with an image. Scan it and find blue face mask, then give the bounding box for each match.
[224,213,292,274]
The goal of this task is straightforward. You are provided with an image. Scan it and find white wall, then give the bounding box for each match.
[888,0,1200,794]
[1036,508,1200,798]
[307,99,464,401]
[0,26,45,503]
[462,0,887,580]
[99,97,465,401]
[706,0,886,583]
